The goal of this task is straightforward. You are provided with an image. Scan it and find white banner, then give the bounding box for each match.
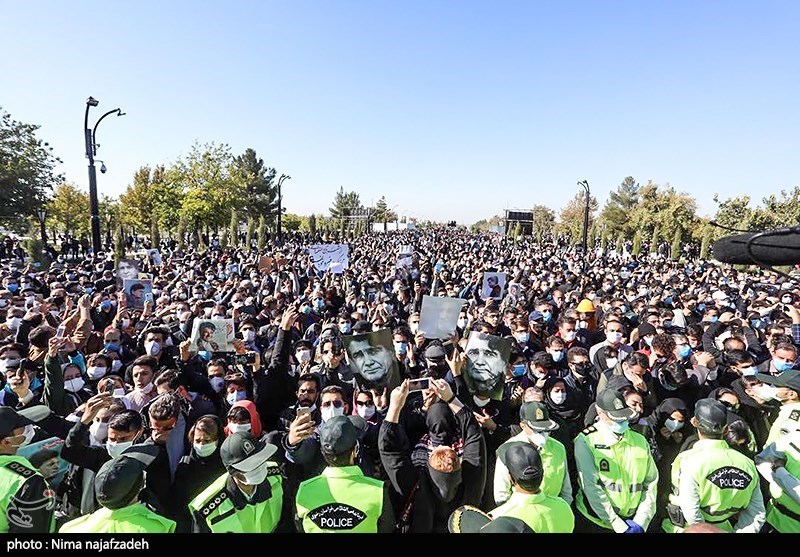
[418,295,466,339]
[308,244,349,273]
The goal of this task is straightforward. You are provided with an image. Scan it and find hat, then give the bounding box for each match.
[294,339,313,351]
[694,398,728,434]
[576,299,595,313]
[352,320,372,334]
[757,370,800,393]
[319,415,367,456]
[596,389,636,421]
[528,311,544,323]
[220,432,278,472]
[95,445,160,510]
[0,407,33,438]
[497,442,544,486]
[424,344,446,360]
[711,290,729,302]
[519,401,559,432]
[637,322,657,338]
[448,505,534,534]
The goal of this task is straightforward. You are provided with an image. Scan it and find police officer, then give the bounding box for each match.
[489,441,574,533]
[493,402,572,505]
[190,432,285,533]
[0,407,54,533]
[757,370,800,446]
[574,389,658,533]
[448,505,534,533]
[59,445,175,533]
[295,414,394,533]
[662,398,765,533]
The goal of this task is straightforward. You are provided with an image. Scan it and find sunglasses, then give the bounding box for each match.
[356,400,374,407]
[224,372,246,382]
[321,400,344,409]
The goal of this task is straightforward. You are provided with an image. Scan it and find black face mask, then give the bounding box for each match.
[427,465,462,503]
[426,402,456,447]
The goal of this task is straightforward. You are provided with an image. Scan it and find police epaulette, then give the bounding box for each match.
[789,409,799,422]
[267,465,282,477]
[5,461,36,478]
[199,489,229,517]
[581,425,597,435]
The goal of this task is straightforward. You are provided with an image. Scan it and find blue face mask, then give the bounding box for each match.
[608,419,629,434]
[315,299,325,309]
[551,350,564,363]
[541,311,552,323]
[775,360,794,372]
[750,319,762,329]
[677,345,692,359]
[104,343,121,354]
[198,350,212,361]
[514,333,529,344]
[100,300,112,310]
[709,316,718,323]
[512,364,526,377]
[6,284,18,293]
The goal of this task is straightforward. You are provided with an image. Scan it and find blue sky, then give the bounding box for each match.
[2,1,798,225]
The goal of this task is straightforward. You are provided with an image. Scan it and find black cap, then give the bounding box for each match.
[0,407,32,438]
[220,432,277,472]
[319,415,367,456]
[519,402,559,432]
[496,442,543,486]
[694,398,728,434]
[448,505,534,534]
[637,323,657,337]
[596,389,636,421]
[95,445,160,510]
[756,370,800,393]
[424,344,446,360]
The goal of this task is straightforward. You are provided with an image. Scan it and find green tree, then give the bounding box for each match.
[283,213,303,232]
[513,222,522,243]
[0,107,62,231]
[616,231,626,254]
[99,195,120,248]
[119,166,156,233]
[219,228,229,250]
[257,216,266,252]
[245,217,255,249]
[588,222,598,249]
[150,165,183,233]
[48,183,90,237]
[700,228,711,259]
[231,148,279,224]
[629,181,697,247]
[531,205,556,242]
[471,215,503,232]
[308,213,317,235]
[228,209,238,247]
[632,230,642,257]
[670,228,682,260]
[372,196,397,232]
[557,192,598,243]
[114,224,125,265]
[650,224,660,254]
[329,186,363,233]
[600,226,608,253]
[176,214,187,250]
[599,176,640,237]
[150,216,160,249]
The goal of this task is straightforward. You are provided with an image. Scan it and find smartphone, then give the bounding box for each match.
[408,377,430,393]
[296,406,312,417]
[144,292,154,303]
[442,340,456,358]
[101,378,116,395]
[55,325,67,338]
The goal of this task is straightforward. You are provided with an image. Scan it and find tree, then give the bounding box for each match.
[308,213,317,235]
[557,192,598,243]
[671,228,682,260]
[228,209,238,248]
[48,183,90,237]
[114,224,125,265]
[257,216,266,252]
[513,222,522,243]
[700,228,711,259]
[471,215,503,232]
[600,176,640,237]
[231,148,279,224]
[629,181,697,247]
[632,230,642,257]
[150,216,160,249]
[149,165,183,233]
[0,107,62,231]
[616,231,626,254]
[600,226,608,253]
[99,195,120,248]
[219,228,228,250]
[650,224,660,254]
[245,217,255,249]
[329,186,363,232]
[176,215,187,250]
[531,205,556,242]
[372,196,397,232]
[119,166,156,233]
[22,226,48,269]
[283,213,303,232]
[588,222,598,249]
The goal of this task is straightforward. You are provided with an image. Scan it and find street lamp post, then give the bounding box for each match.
[578,180,590,269]
[84,96,125,255]
[36,208,47,245]
[276,174,291,244]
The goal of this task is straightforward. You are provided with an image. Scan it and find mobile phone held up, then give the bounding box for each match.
[55,325,67,339]
[407,377,430,393]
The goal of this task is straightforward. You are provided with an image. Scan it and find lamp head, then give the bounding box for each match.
[99,161,107,174]
[87,97,99,107]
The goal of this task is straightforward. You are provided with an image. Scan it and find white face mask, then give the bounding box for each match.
[194,442,217,458]
[6,317,22,331]
[113,388,126,399]
[90,421,109,444]
[321,405,344,423]
[606,332,623,344]
[135,382,154,394]
[527,431,549,447]
[227,391,247,405]
[243,330,256,343]
[457,318,468,329]
[64,377,85,393]
[550,391,567,405]
[86,366,107,380]
[356,403,376,420]
[753,384,779,402]
[296,350,311,364]
[111,360,123,373]
[237,462,269,485]
[107,440,134,459]
[144,341,161,357]
[563,331,576,342]
[473,395,491,408]
[121,318,131,329]
[227,422,251,434]
[605,358,618,369]
[209,377,225,393]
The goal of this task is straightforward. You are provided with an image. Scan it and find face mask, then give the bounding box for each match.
[473,395,490,408]
[243,330,256,343]
[550,391,567,405]
[104,342,121,353]
[740,366,757,377]
[64,377,85,393]
[605,358,618,369]
[457,318,468,329]
[356,403,376,420]
[775,360,794,372]
[394,342,408,355]
[782,295,792,305]
[677,345,692,359]
[227,422,251,434]
[550,350,564,363]
[237,462,270,485]
[209,376,225,393]
[86,366,107,380]
[753,384,779,402]
[644,336,654,347]
[514,332,529,344]
[90,422,109,444]
[664,418,684,433]
[111,360,123,373]
[107,440,134,459]
[563,331,576,342]
[663,320,673,329]
[315,299,325,309]
[608,419,630,435]
[709,316,718,323]
[296,350,312,364]
[113,388,126,398]
[194,442,217,458]
[339,323,351,334]
[6,317,22,331]
[541,311,552,323]
[577,321,588,330]
[198,350,212,362]
[226,391,247,405]
[606,332,623,344]
[6,284,19,293]
[512,364,526,377]
[527,431,548,446]
[144,341,161,357]
[321,405,344,423]
[135,382,154,394]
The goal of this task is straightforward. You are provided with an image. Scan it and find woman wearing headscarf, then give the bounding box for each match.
[542,376,584,447]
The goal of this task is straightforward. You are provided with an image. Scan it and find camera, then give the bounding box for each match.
[99,162,107,174]
[217,352,256,366]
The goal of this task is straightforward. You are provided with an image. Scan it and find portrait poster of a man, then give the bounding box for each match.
[343,328,399,391]
[463,330,510,400]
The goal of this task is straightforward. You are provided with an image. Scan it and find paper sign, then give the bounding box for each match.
[146,249,162,266]
[418,295,465,339]
[343,328,400,391]
[398,244,413,256]
[397,254,414,269]
[190,319,235,353]
[463,331,511,400]
[123,279,153,311]
[258,256,274,272]
[18,436,68,493]
[308,244,349,272]
[482,272,507,300]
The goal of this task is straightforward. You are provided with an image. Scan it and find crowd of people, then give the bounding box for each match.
[0,227,797,534]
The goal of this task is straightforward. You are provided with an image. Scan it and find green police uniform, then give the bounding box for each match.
[490,491,574,533]
[766,402,800,446]
[295,465,388,533]
[662,439,764,533]
[757,430,800,533]
[190,465,284,533]
[0,454,55,533]
[59,503,175,533]
[493,432,571,505]
[574,423,658,533]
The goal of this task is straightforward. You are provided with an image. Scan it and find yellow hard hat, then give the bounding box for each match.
[576,299,595,313]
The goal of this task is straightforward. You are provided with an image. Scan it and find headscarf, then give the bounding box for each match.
[543,376,583,422]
